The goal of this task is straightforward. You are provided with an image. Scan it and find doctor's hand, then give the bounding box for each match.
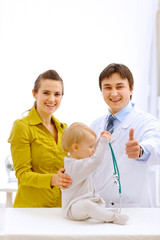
[125,128,141,159]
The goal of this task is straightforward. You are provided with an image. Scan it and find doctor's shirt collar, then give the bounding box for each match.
[107,102,134,123]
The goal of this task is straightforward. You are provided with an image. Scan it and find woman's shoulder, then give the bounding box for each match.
[11,117,30,135]
[12,113,31,129]
[11,117,26,130]
[8,117,31,143]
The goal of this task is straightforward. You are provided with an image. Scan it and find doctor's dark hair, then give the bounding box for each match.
[33,69,64,95]
[99,63,134,91]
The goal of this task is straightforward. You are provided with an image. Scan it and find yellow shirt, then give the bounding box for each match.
[8,107,67,207]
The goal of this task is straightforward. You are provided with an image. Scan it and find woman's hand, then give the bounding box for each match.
[51,168,72,189]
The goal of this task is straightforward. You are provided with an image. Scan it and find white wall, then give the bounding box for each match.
[0,0,159,203]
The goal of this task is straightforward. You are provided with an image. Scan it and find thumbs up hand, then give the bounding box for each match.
[125,128,141,159]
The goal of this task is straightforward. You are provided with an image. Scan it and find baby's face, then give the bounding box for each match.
[76,132,96,159]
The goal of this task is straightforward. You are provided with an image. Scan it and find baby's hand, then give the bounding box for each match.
[100,131,111,141]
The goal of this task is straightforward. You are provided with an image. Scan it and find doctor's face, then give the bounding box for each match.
[101,73,133,114]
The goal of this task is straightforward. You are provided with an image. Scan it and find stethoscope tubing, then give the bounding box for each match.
[109,142,122,194]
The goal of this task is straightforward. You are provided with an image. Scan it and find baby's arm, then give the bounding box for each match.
[100,131,111,141]
[95,131,111,149]
[69,135,110,182]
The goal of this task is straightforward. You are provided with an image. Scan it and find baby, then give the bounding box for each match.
[61,122,129,224]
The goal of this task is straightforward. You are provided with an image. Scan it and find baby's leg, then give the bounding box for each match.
[70,199,128,225]
[70,199,90,220]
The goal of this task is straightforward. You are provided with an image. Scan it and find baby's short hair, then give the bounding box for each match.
[61,122,96,152]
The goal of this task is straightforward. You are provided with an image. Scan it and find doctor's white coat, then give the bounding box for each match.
[91,105,160,207]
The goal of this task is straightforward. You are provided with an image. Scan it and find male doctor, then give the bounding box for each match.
[91,63,160,208]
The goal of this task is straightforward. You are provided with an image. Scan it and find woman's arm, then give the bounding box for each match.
[9,120,71,189]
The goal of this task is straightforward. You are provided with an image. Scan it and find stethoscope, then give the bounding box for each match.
[108,126,122,212]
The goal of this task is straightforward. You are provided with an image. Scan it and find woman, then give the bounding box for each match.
[8,70,72,207]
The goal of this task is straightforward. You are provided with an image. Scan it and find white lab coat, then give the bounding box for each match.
[91,105,160,207]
